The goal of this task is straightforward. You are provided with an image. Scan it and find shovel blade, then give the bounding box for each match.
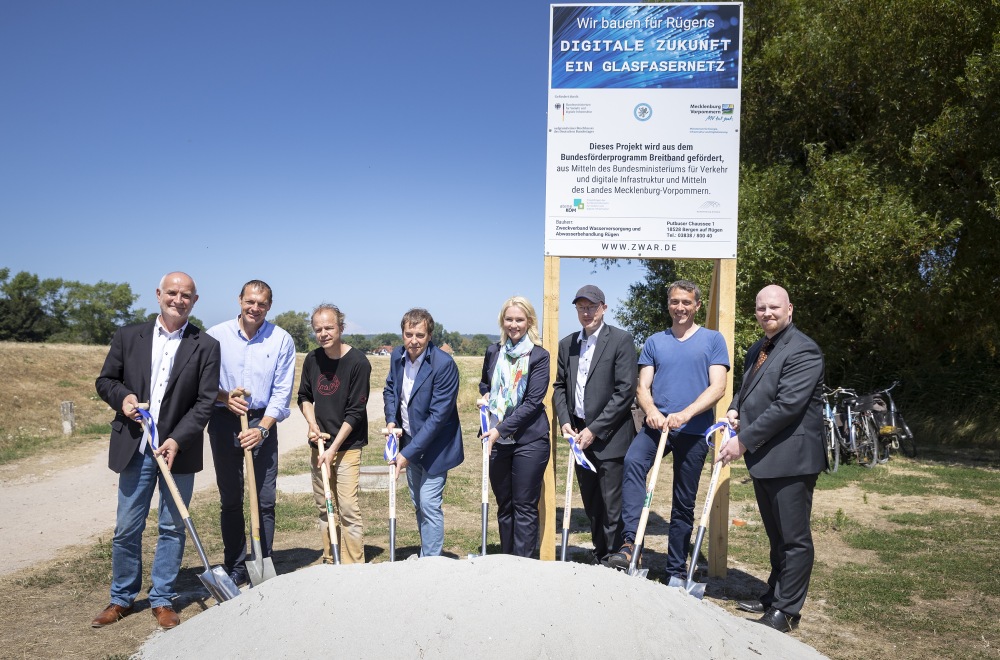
[685,582,707,599]
[246,538,276,586]
[627,567,649,579]
[667,574,706,599]
[200,565,241,603]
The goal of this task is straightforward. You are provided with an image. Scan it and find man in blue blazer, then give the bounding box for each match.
[92,272,220,631]
[718,284,826,633]
[383,308,464,557]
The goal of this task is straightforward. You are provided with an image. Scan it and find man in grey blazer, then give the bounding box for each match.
[553,285,637,564]
[718,284,826,633]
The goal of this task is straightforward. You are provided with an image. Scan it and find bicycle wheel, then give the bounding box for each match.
[877,429,891,464]
[854,416,879,468]
[896,415,917,457]
[824,421,840,473]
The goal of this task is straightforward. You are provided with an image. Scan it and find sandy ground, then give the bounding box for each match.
[0,392,385,577]
[138,556,827,660]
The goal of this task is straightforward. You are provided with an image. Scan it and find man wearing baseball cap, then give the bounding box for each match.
[552,285,638,564]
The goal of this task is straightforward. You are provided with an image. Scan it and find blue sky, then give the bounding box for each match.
[0,1,648,337]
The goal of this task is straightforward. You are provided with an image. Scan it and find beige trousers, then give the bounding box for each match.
[311,446,365,564]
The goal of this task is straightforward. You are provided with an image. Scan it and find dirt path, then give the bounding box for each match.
[0,391,385,577]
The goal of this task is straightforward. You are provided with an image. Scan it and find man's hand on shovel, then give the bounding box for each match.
[382,426,404,479]
[230,388,263,450]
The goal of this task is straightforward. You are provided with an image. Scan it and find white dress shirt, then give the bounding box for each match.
[574,322,605,420]
[143,318,185,454]
[400,350,427,435]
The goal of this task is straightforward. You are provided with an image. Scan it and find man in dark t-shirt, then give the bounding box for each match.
[298,304,371,564]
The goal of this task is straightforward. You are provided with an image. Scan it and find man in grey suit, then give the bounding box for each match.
[553,285,637,564]
[718,284,826,633]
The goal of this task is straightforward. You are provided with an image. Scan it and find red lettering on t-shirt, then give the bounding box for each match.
[317,373,340,395]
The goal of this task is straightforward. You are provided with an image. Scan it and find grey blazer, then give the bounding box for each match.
[552,324,638,460]
[729,323,826,479]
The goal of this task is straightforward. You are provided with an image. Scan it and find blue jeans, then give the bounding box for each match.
[405,461,447,557]
[621,426,709,578]
[110,445,194,609]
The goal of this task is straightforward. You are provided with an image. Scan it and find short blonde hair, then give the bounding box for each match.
[498,296,541,345]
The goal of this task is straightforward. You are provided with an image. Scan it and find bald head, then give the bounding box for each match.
[156,271,199,332]
[755,285,793,338]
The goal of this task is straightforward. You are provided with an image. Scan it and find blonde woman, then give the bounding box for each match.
[478,296,551,557]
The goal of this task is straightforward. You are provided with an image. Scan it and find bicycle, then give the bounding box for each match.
[836,389,879,468]
[821,386,849,473]
[865,381,917,459]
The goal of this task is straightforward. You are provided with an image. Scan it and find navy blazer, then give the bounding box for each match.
[383,343,464,476]
[479,342,550,445]
[552,324,637,460]
[729,323,826,479]
[95,320,221,475]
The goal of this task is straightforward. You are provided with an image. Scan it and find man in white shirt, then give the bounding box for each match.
[93,272,220,630]
[383,308,464,557]
[207,280,296,586]
[553,285,638,564]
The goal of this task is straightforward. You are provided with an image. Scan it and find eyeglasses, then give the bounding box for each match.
[575,304,600,314]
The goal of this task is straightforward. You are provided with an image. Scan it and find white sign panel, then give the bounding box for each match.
[545,3,744,259]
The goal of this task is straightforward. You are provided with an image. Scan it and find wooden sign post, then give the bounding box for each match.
[538,256,736,574]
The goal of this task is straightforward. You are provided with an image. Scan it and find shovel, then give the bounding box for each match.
[231,388,277,586]
[668,420,733,598]
[668,460,723,598]
[316,431,342,565]
[382,427,402,562]
[561,435,596,561]
[470,401,491,558]
[135,405,240,604]
[626,429,670,578]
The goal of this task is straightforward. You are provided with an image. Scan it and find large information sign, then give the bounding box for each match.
[545,3,743,259]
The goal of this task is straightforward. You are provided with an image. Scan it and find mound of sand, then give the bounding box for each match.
[139,556,826,659]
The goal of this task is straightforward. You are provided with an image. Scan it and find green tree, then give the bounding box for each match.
[373,333,402,350]
[0,269,61,341]
[346,334,373,353]
[619,0,1000,436]
[272,310,312,353]
[459,334,493,356]
[49,280,143,344]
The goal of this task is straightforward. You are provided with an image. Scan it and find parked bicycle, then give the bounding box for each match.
[822,386,879,468]
[821,386,848,473]
[823,381,917,469]
[866,381,917,459]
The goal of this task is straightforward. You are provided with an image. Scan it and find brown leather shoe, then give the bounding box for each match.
[91,603,133,628]
[151,606,180,630]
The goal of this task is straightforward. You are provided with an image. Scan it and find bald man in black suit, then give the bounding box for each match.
[718,284,826,633]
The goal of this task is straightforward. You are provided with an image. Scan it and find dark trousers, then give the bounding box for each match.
[490,438,549,557]
[753,473,818,616]
[207,407,279,573]
[621,426,708,578]
[575,455,624,560]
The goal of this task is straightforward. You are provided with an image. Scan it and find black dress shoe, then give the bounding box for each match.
[757,607,800,633]
[736,599,765,613]
[229,568,249,587]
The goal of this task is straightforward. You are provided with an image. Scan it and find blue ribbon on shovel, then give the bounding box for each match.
[567,436,596,473]
[703,420,736,449]
[384,428,398,462]
[136,407,159,451]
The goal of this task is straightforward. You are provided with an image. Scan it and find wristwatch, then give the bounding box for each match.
[255,425,270,440]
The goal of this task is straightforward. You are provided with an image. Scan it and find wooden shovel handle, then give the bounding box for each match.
[134,403,191,520]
